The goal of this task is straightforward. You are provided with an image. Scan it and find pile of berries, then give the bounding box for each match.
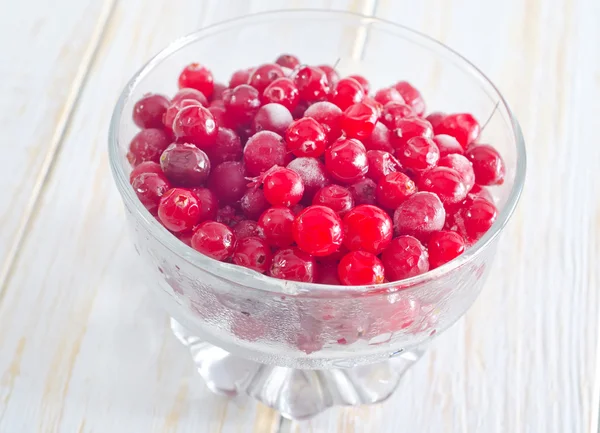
[127,54,505,286]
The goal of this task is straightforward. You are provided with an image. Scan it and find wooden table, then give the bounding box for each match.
[1,0,598,431]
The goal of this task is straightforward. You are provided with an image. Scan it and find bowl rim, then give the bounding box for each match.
[109,9,526,297]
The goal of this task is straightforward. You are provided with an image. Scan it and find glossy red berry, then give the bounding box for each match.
[163,98,202,131]
[244,131,289,176]
[233,220,263,239]
[178,63,214,98]
[131,172,170,213]
[293,205,344,256]
[363,122,394,153]
[252,103,293,136]
[438,153,475,191]
[329,77,364,110]
[312,185,354,216]
[374,87,404,106]
[160,142,211,186]
[223,84,261,125]
[232,236,272,273]
[263,167,305,207]
[269,247,316,282]
[248,63,285,93]
[465,144,505,186]
[158,188,201,232]
[366,150,402,182]
[341,102,378,139]
[285,117,327,157]
[207,161,246,204]
[347,74,370,93]
[206,127,242,164]
[348,177,377,206]
[304,101,343,141]
[381,236,429,281]
[172,105,218,149]
[376,172,417,210]
[392,81,425,116]
[229,68,252,88]
[433,134,463,156]
[418,167,468,205]
[398,136,440,172]
[342,204,393,255]
[390,117,433,150]
[258,206,295,247]
[292,66,331,102]
[325,138,368,184]
[275,54,300,69]
[317,65,340,87]
[434,113,480,148]
[127,128,171,166]
[428,231,466,268]
[191,221,236,260]
[286,157,330,201]
[133,94,169,129]
[190,187,218,222]
[262,77,300,111]
[240,187,270,220]
[129,161,162,183]
[393,192,446,241]
[381,102,415,130]
[425,112,446,130]
[338,251,385,286]
[468,184,494,203]
[453,197,498,243]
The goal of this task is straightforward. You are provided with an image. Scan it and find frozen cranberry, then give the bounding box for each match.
[129,161,162,182]
[233,220,263,239]
[285,117,327,157]
[244,131,289,176]
[381,236,429,281]
[381,102,415,129]
[317,65,340,87]
[329,77,364,110]
[426,112,446,129]
[292,66,330,102]
[163,98,202,130]
[223,84,261,125]
[159,142,211,186]
[191,221,236,260]
[362,96,383,116]
[262,77,299,112]
[232,236,272,273]
[363,122,394,153]
[127,128,171,166]
[205,127,242,164]
[398,136,440,172]
[344,74,367,93]
[172,105,217,149]
[240,187,270,220]
[258,206,295,247]
[374,87,404,106]
[393,192,446,241]
[453,197,498,243]
[376,172,416,210]
[434,113,480,148]
[438,153,475,191]
[133,94,169,129]
[342,204,392,255]
[207,104,232,129]
[312,185,354,216]
[229,68,252,88]
[172,88,209,106]
[433,134,463,156]
[158,188,201,232]
[465,144,505,186]
[428,231,465,268]
[207,161,246,204]
[211,83,226,101]
[366,150,402,182]
[392,81,425,116]
[216,205,243,227]
[270,247,316,282]
[341,102,378,139]
[275,54,300,69]
[348,177,377,205]
[304,101,343,141]
[338,251,385,286]
[178,63,214,98]
[469,184,494,203]
[316,262,341,285]
[252,103,293,136]
[293,205,344,256]
[131,172,170,213]
[418,167,467,205]
[286,157,329,202]
[325,138,368,184]
[263,167,304,207]
[248,63,285,93]
[190,187,218,221]
[390,117,433,150]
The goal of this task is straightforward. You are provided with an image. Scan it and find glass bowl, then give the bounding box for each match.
[109,10,525,420]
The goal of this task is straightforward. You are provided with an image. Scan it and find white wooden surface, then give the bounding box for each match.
[1,1,598,432]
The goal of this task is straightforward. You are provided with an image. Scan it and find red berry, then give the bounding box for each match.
[329,77,364,110]
[233,220,263,239]
[223,84,261,125]
[373,87,404,106]
[347,74,370,93]
[315,262,341,285]
[133,94,169,129]
[376,172,417,210]
[398,136,440,172]
[190,187,218,222]
[191,221,236,260]
[428,231,465,268]
[393,192,446,241]
[158,188,201,232]
[363,122,394,153]
[465,144,505,186]
[171,88,209,106]
[178,63,214,98]
[275,54,300,69]
[243,131,289,176]
[381,102,415,129]
[434,113,480,148]
[390,117,433,150]
[324,138,368,184]
[425,112,446,129]
[433,134,463,156]
[129,161,162,183]
[292,66,331,102]
[159,142,211,186]
[418,167,467,205]
[207,104,232,129]
[262,77,299,111]
[469,184,494,203]
[341,102,378,139]
[252,103,293,136]
[240,187,270,220]
[438,153,475,191]
[348,177,377,206]
[453,197,498,243]
[293,205,344,256]
[392,81,425,116]
[216,205,243,227]
[366,150,402,182]
[131,172,171,213]
[258,206,295,247]
[207,161,246,204]
[338,251,385,285]
[232,236,272,273]
[312,185,354,216]
[304,101,343,141]
[362,96,383,117]
[206,127,242,164]
[342,204,393,255]
[163,98,202,130]
[286,157,330,202]
[229,68,252,88]
[263,167,305,207]
[172,105,218,149]
[317,65,340,87]
[248,63,285,93]
[127,128,171,166]
[285,117,327,157]
[269,247,316,282]
[211,83,226,100]
[381,236,429,281]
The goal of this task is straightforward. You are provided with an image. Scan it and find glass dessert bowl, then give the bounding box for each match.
[109,10,526,420]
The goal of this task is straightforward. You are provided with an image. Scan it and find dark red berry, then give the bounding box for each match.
[390,117,433,150]
[206,127,242,164]
[434,113,480,148]
[159,142,211,186]
[392,81,425,116]
[317,65,340,87]
[172,105,218,149]
[207,161,246,204]
[453,197,498,243]
[381,236,429,281]
[347,74,370,93]
[393,192,446,241]
[263,167,305,207]
[373,87,404,106]
[223,84,261,125]
[433,134,463,156]
[133,94,169,129]
[428,231,465,268]
[465,144,505,186]
[129,161,162,183]
[190,187,218,222]
[216,205,243,227]
[229,68,253,88]
[329,77,364,110]
[398,136,440,172]
[240,187,270,220]
[292,66,330,102]
[363,122,394,153]
[418,167,467,205]
[286,157,330,202]
[258,206,295,247]
[438,153,475,191]
[248,63,285,93]
[348,177,377,205]
[366,150,402,182]
[233,220,263,239]
[341,102,378,139]
[315,262,341,285]
[381,102,415,129]
[324,138,368,184]
[131,172,170,213]
[127,128,171,166]
[376,172,416,210]
[275,54,300,69]
[425,112,446,130]
[191,221,236,260]
[163,98,202,131]
[262,77,299,111]
[269,247,316,282]
[232,236,272,273]
[207,104,232,129]
[293,205,344,256]
[178,63,214,98]
[338,251,385,285]
[158,188,201,232]
[313,185,354,216]
[243,131,289,176]
[342,204,393,255]
[304,101,343,141]
[285,117,327,157]
[252,103,293,136]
